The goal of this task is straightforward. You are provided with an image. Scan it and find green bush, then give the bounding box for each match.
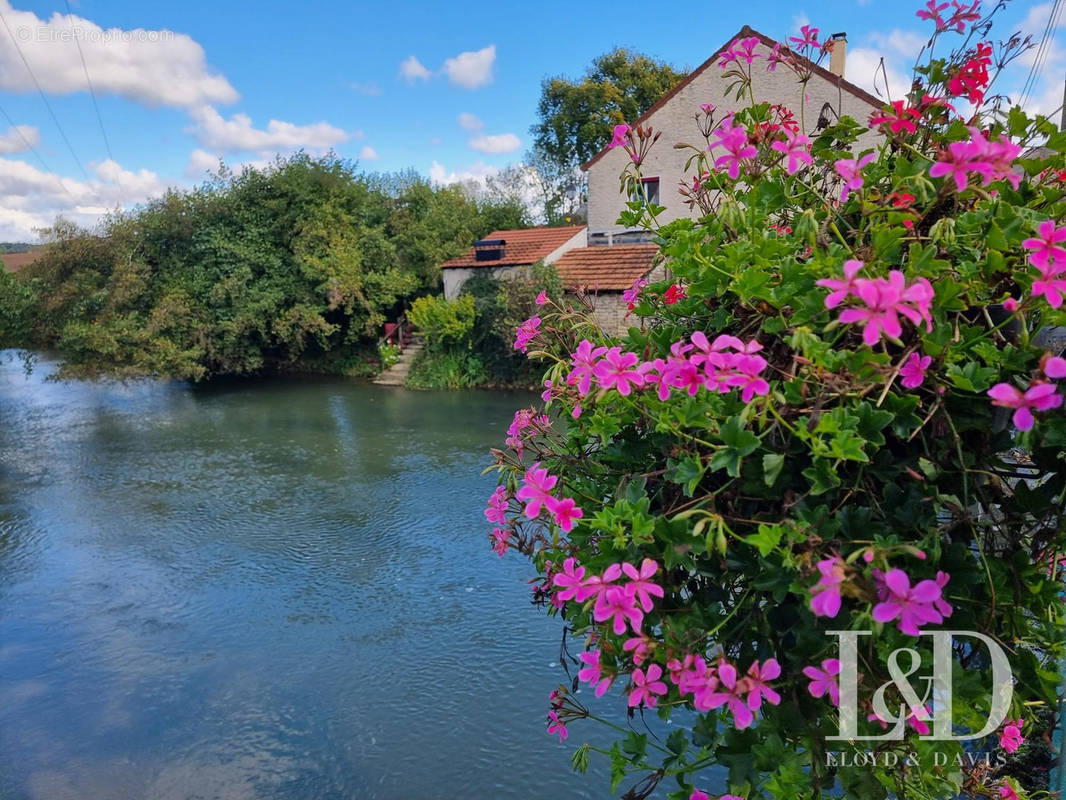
[408,294,476,349]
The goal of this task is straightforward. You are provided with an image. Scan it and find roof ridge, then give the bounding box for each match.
[581,24,883,172]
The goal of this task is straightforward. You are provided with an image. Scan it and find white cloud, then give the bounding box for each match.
[187,106,349,153]
[792,12,811,32]
[429,159,499,187]
[358,145,379,161]
[0,155,170,240]
[458,112,483,131]
[847,46,912,102]
[350,81,382,96]
[0,0,237,108]
[467,132,521,154]
[443,45,496,89]
[184,148,220,178]
[399,55,432,83]
[867,30,927,61]
[0,125,39,155]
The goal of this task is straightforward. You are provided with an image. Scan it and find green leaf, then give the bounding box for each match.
[763,452,785,486]
[665,455,706,496]
[571,743,590,775]
[745,523,784,556]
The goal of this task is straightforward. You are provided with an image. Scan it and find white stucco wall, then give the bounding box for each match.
[442,265,527,300]
[585,39,882,234]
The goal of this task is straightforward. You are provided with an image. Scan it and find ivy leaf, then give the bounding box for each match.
[710,416,760,477]
[666,455,705,496]
[802,458,842,495]
[946,361,998,392]
[744,523,784,556]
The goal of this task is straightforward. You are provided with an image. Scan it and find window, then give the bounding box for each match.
[630,177,660,206]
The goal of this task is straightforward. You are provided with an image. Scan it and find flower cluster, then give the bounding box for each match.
[872,567,953,636]
[514,315,541,353]
[818,260,935,345]
[1023,220,1066,308]
[709,116,758,179]
[505,407,550,455]
[929,127,1022,192]
[516,464,584,532]
[667,655,782,728]
[948,42,992,104]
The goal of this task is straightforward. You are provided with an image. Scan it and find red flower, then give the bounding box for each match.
[663,284,687,304]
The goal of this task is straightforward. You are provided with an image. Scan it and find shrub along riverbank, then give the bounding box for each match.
[0,153,530,382]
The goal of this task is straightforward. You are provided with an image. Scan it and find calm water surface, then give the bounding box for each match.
[0,353,612,799]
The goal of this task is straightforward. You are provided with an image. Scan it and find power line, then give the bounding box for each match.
[0,99,76,199]
[0,6,92,183]
[1021,0,1064,107]
[62,0,113,163]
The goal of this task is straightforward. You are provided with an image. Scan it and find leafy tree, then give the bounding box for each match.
[529,48,685,221]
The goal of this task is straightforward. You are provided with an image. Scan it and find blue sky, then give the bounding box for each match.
[0,0,1060,239]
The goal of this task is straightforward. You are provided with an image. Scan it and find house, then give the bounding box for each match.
[439,25,886,336]
[581,25,884,244]
[439,225,586,300]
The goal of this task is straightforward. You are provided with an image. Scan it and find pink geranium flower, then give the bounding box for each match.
[870,101,921,135]
[608,124,630,149]
[490,528,509,556]
[621,558,664,611]
[514,316,541,353]
[552,557,595,602]
[709,116,757,180]
[535,290,548,306]
[988,381,1063,430]
[593,346,652,396]
[544,496,583,532]
[917,0,950,28]
[515,463,558,518]
[835,153,876,202]
[718,36,761,66]
[707,661,755,729]
[1044,355,1066,379]
[578,649,614,697]
[744,658,781,710]
[872,568,948,636]
[770,129,813,174]
[810,556,846,618]
[594,584,644,634]
[899,352,932,389]
[803,659,841,706]
[789,24,821,50]
[628,663,668,708]
[1023,220,1066,272]
[566,339,608,395]
[816,259,864,308]
[1000,718,1025,753]
[546,711,568,741]
[485,486,508,524]
[1000,784,1020,800]
[837,271,935,346]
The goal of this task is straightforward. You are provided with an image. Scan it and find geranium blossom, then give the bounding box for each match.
[810,556,846,618]
[707,661,755,728]
[593,346,652,396]
[594,584,644,634]
[789,24,821,50]
[916,0,949,27]
[744,658,781,710]
[770,128,813,174]
[709,117,757,179]
[623,635,654,666]
[514,316,541,353]
[485,486,508,525]
[899,352,932,389]
[552,557,596,602]
[987,382,1063,430]
[1000,784,1020,800]
[816,259,863,309]
[491,528,509,557]
[948,42,992,104]
[621,558,664,611]
[834,271,935,346]
[546,711,568,741]
[608,124,630,149]
[930,127,1021,191]
[803,659,841,706]
[1022,220,1066,272]
[628,663,668,708]
[718,36,761,66]
[663,284,687,304]
[578,649,614,697]
[1044,355,1066,379]
[623,277,649,310]
[545,496,583,532]
[566,339,608,395]
[872,568,950,636]
[516,463,558,518]
[1000,718,1025,753]
[869,101,921,135]
[535,290,548,306]
[835,153,876,202]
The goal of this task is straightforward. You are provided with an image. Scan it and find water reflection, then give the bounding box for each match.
[0,355,617,799]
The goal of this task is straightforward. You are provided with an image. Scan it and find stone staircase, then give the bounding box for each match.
[373,337,423,386]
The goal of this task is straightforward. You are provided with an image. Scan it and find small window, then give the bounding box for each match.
[630,177,660,206]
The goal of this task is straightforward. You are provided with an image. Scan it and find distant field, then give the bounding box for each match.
[2,251,42,271]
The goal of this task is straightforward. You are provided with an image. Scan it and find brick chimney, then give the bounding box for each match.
[828,32,847,77]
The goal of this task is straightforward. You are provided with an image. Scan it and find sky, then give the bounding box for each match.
[0,0,1061,241]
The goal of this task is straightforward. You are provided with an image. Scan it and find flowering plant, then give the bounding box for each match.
[488,7,1064,799]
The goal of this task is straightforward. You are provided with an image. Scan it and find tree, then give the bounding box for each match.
[529,49,685,222]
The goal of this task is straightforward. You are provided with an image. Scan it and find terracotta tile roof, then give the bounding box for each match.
[440,225,586,269]
[581,25,883,172]
[2,251,42,271]
[554,244,660,291]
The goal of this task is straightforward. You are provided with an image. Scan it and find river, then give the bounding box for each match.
[0,353,611,799]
